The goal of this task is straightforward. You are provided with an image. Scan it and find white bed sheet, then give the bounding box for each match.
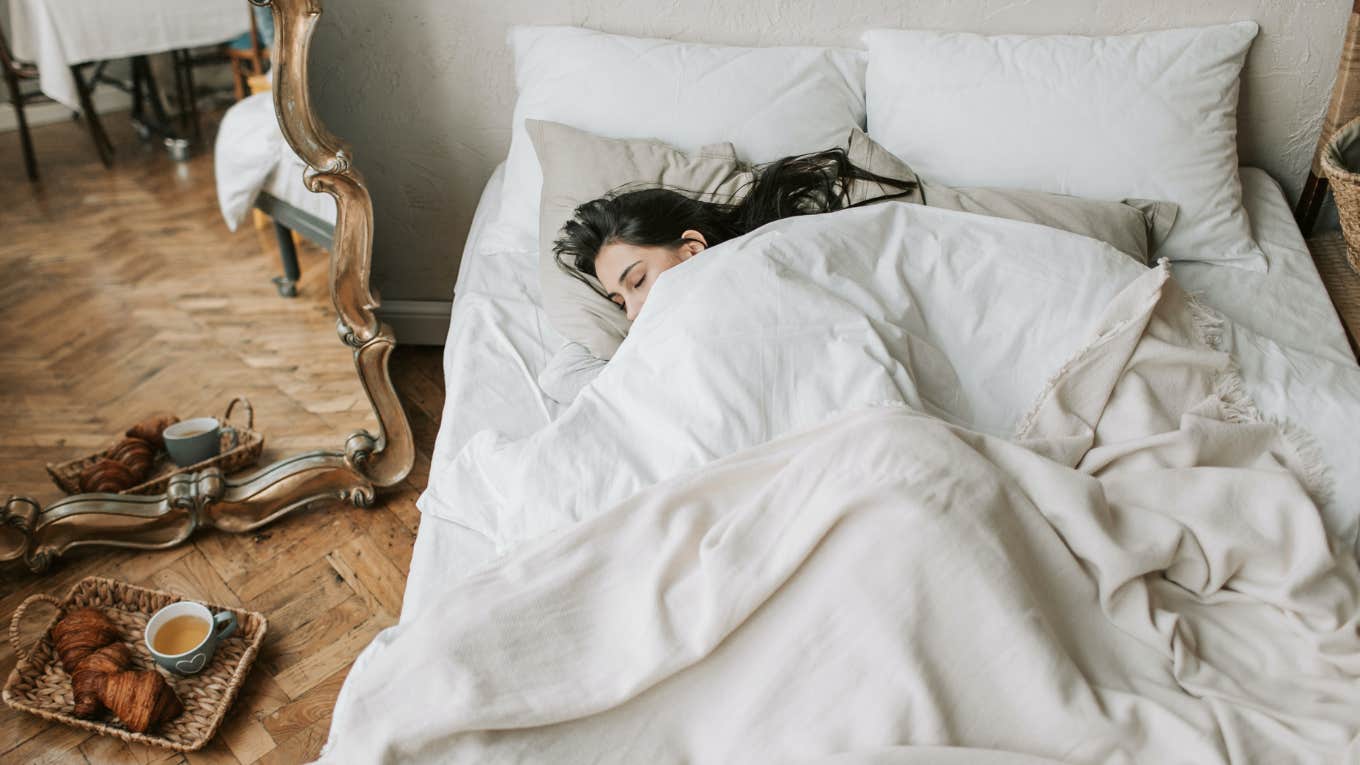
[214,92,336,232]
[262,153,338,225]
[402,165,1360,620]
[1174,168,1352,364]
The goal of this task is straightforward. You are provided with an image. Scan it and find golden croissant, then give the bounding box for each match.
[107,437,156,480]
[50,607,120,672]
[99,670,183,733]
[125,414,180,450]
[78,458,137,493]
[72,642,131,718]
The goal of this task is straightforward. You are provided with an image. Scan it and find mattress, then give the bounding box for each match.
[400,166,1360,620]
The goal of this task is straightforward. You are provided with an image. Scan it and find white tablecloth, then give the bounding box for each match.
[8,0,249,111]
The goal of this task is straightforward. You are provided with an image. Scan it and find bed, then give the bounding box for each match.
[398,164,1360,607]
[214,90,336,296]
[310,19,1360,765]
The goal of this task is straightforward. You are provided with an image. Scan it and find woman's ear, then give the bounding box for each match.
[680,229,707,256]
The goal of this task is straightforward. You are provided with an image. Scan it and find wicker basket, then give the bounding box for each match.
[1321,115,1360,275]
[46,397,264,496]
[3,577,267,752]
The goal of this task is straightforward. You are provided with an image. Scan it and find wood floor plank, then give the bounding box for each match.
[250,718,329,765]
[255,596,370,686]
[324,535,408,618]
[2,108,446,761]
[149,549,244,609]
[272,615,393,700]
[2,722,92,765]
[243,558,353,636]
[259,667,348,744]
[215,711,276,765]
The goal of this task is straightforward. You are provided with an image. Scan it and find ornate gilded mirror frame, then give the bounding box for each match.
[1,0,410,574]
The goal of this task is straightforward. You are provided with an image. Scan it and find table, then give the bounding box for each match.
[9,0,247,110]
[9,0,247,157]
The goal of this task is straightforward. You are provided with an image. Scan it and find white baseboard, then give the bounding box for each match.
[0,90,133,133]
[376,299,453,346]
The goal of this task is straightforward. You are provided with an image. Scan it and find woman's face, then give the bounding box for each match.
[595,230,707,321]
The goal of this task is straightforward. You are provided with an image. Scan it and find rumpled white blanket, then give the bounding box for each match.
[323,207,1360,762]
[419,203,1356,552]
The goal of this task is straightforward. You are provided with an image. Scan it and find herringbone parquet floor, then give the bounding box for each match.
[1,109,445,763]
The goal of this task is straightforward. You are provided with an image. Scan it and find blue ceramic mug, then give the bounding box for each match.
[143,601,238,676]
[163,417,238,467]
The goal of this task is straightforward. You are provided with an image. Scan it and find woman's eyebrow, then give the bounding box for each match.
[616,261,641,289]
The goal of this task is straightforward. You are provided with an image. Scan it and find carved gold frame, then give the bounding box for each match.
[1,0,410,574]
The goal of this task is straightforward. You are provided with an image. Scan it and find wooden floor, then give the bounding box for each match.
[1,111,445,763]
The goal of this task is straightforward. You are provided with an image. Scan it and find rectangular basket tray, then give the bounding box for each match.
[46,428,264,497]
[3,577,268,752]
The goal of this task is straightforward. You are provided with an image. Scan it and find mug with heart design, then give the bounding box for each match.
[144,601,238,676]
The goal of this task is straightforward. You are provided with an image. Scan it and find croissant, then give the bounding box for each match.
[72,642,131,717]
[125,414,179,450]
[78,458,137,493]
[50,607,120,672]
[99,670,183,733]
[107,437,155,480]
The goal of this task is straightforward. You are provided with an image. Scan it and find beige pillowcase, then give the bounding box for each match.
[530,119,753,360]
[531,119,1176,360]
[841,128,1178,263]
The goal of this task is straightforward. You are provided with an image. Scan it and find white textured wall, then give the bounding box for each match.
[307,0,1349,303]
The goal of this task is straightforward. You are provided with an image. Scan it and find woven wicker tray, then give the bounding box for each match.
[3,577,268,752]
[46,397,264,496]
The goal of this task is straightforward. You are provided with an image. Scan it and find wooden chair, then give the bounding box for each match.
[1,25,113,180]
[228,6,271,101]
[171,3,270,135]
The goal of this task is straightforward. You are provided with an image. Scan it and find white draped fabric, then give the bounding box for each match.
[8,0,247,110]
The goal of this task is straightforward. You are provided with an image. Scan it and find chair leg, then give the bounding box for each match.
[133,55,173,130]
[78,65,114,158]
[4,71,38,181]
[272,221,301,297]
[171,50,189,134]
[70,64,113,167]
[231,59,245,102]
[14,101,38,181]
[180,51,201,142]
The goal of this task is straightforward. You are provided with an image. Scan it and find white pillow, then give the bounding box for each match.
[864,23,1263,270]
[492,25,866,249]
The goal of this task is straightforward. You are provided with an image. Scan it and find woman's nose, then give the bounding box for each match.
[626,300,641,321]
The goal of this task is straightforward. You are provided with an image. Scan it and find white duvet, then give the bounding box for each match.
[324,204,1360,763]
[419,203,1358,553]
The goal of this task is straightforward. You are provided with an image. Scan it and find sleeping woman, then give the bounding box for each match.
[553,149,917,322]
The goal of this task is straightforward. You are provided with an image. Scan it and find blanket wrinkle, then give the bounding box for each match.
[1184,290,1336,508]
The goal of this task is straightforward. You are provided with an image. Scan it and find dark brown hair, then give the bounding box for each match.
[553,147,916,303]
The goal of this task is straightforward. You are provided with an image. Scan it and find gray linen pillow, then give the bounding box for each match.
[532,119,1177,360]
[841,127,1177,262]
[530,119,753,360]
